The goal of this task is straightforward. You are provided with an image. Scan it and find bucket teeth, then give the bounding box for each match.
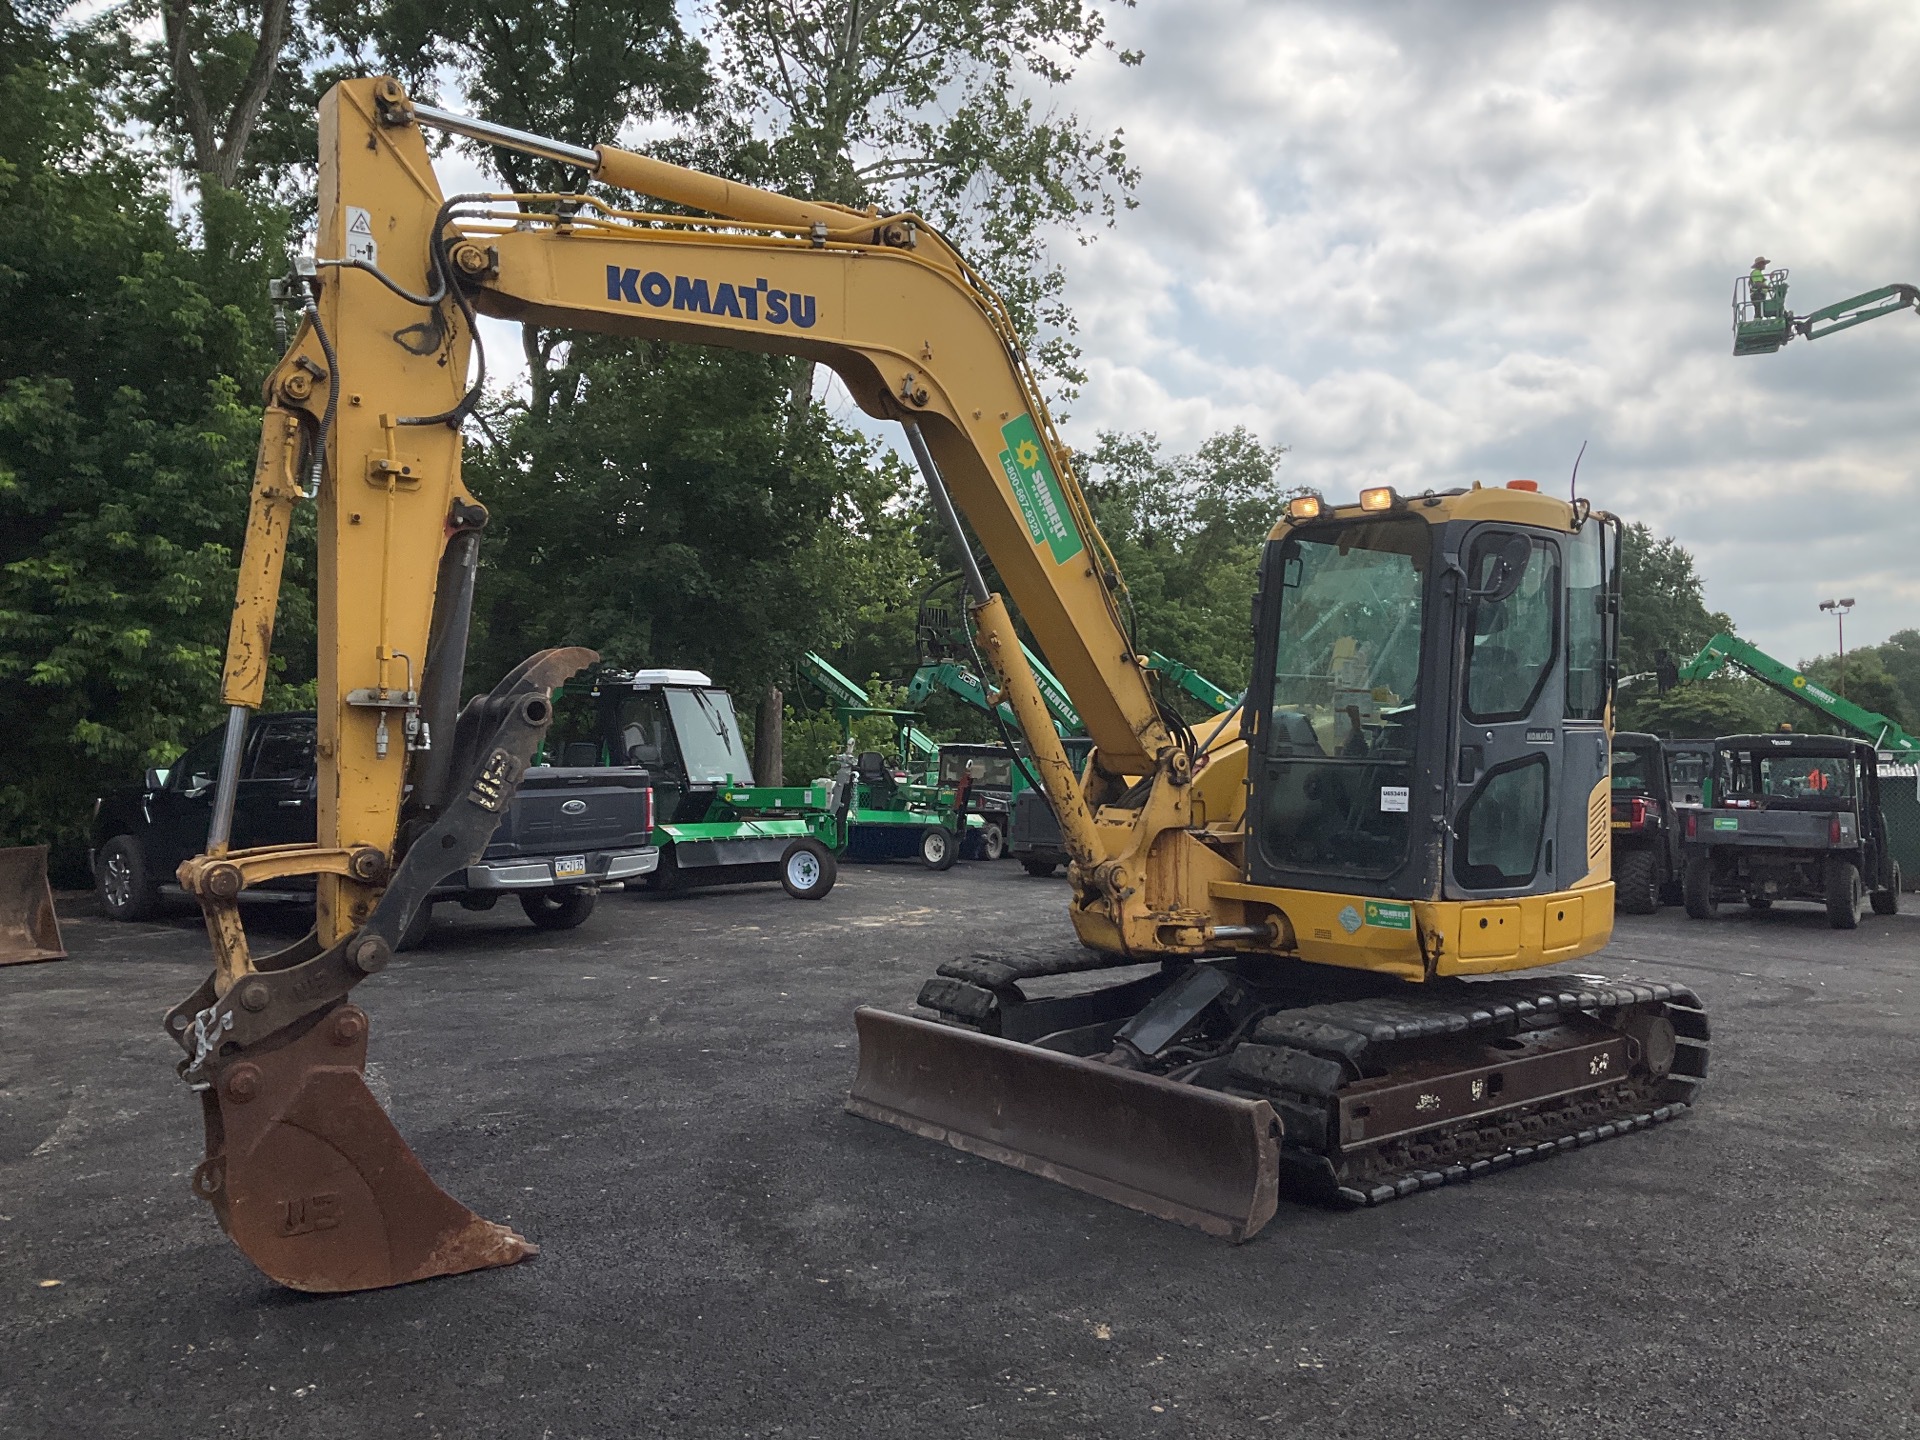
[193,1004,535,1293]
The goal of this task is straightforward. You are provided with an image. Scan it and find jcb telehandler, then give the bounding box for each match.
[168,79,1708,1292]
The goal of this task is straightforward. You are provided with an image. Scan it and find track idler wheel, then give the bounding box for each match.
[191,1002,535,1292]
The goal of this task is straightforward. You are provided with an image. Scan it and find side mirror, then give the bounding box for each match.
[146,767,169,792]
[1468,533,1533,604]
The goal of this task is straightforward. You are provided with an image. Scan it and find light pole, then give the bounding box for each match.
[1819,597,1855,696]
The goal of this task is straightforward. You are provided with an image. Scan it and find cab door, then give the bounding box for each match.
[1446,528,1570,899]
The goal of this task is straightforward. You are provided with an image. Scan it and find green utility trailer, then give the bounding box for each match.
[794,652,988,866]
[545,668,851,897]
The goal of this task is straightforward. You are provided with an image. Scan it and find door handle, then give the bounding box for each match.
[278,798,306,807]
[1457,745,1482,784]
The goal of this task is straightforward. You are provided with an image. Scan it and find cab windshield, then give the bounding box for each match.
[1260,517,1428,877]
[666,688,753,784]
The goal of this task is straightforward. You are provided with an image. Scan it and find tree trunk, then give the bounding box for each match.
[753,685,784,788]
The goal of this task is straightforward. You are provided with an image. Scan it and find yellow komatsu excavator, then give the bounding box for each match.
[171,78,1709,1292]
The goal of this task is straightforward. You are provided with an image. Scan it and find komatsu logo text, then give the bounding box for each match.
[605,267,817,328]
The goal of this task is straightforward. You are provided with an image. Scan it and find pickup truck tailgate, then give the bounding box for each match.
[486,766,651,857]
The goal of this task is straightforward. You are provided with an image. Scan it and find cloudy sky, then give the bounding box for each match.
[1031,0,1920,663]
[470,0,1918,663]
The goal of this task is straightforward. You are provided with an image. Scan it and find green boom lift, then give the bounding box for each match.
[1732,266,1919,356]
[1677,632,1920,759]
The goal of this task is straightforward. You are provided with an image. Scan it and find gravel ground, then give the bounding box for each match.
[2,865,1916,1440]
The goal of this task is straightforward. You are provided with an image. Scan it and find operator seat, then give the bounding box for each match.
[856,751,899,806]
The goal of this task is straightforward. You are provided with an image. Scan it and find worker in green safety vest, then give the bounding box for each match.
[1749,256,1770,315]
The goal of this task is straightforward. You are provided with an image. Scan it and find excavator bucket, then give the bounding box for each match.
[190,1001,536,1292]
[847,1007,1282,1241]
[0,846,66,966]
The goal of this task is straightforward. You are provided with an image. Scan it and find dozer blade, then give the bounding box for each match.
[847,1007,1281,1241]
[192,1001,536,1293]
[0,846,66,966]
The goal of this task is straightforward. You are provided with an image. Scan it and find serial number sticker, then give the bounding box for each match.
[1364,900,1413,931]
[553,854,587,880]
[469,748,521,812]
[1379,785,1410,813]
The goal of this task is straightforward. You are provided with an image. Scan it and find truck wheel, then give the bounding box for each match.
[96,835,160,922]
[1870,861,1900,917]
[780,839,836,899]
[977,821,1006,862]
[1614,848,1659,914]
[1824,859,1862,930]
[520,887,597,930]
[1681,856,1717,920]
[919,825,957,871]
[1020,858,1058,878]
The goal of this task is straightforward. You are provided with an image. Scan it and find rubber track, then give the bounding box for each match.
[1241,975,1710,1208]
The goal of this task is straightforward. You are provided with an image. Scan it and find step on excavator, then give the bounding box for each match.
[173,78,1710,1292]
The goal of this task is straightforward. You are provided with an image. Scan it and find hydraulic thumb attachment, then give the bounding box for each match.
[164,646,593,1292]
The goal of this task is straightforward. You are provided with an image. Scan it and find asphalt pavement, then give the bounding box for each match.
[2,866,1916,1439]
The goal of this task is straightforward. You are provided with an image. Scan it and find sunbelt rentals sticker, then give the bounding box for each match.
[999,414,1084,565]
[1364,900,1413,931]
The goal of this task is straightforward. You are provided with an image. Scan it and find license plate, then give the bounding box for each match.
[553,854,587,880]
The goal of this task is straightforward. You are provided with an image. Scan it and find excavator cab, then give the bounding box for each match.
[1244,491,1617,926]
[1734,267,1792,354]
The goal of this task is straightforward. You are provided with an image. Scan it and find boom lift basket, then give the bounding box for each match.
[0,846,66,966]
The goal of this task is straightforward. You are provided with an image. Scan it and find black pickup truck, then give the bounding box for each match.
[90,711,656,941]
[1679,732,1900,929]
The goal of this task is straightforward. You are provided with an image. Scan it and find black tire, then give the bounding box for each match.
[520,887,598,930]
[919,825,958,871]
[1871,863,1900,916]
[1747,895,1773,912]
[779,838,836,899]
[1824,858,1862,930]
[96,834,160,921]
[1020,858,1058,878]
[977,821,1006,862]
[397,900,435,952]
[1614,848,1659,915]
[1681,856,1717,920]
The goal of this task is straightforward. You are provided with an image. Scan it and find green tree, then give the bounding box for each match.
[463,337,928,705]
[1618,680,1784,740]
[703,0,1141,399]
[1617,522,1732,680]
[1077,427,1292,715]
[0,7,303,876]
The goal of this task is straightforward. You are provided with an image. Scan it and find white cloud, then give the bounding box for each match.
[444,0,1919,666]
[1044,0,1920,662]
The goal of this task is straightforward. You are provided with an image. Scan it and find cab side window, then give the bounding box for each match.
[250,722,315,782]
[169,731,226,797]
[1464,537,1560,722]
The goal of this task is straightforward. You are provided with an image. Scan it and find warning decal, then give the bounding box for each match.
[346,206,377,265]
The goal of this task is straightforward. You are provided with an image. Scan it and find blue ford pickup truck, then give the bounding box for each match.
[90,711,655,942]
